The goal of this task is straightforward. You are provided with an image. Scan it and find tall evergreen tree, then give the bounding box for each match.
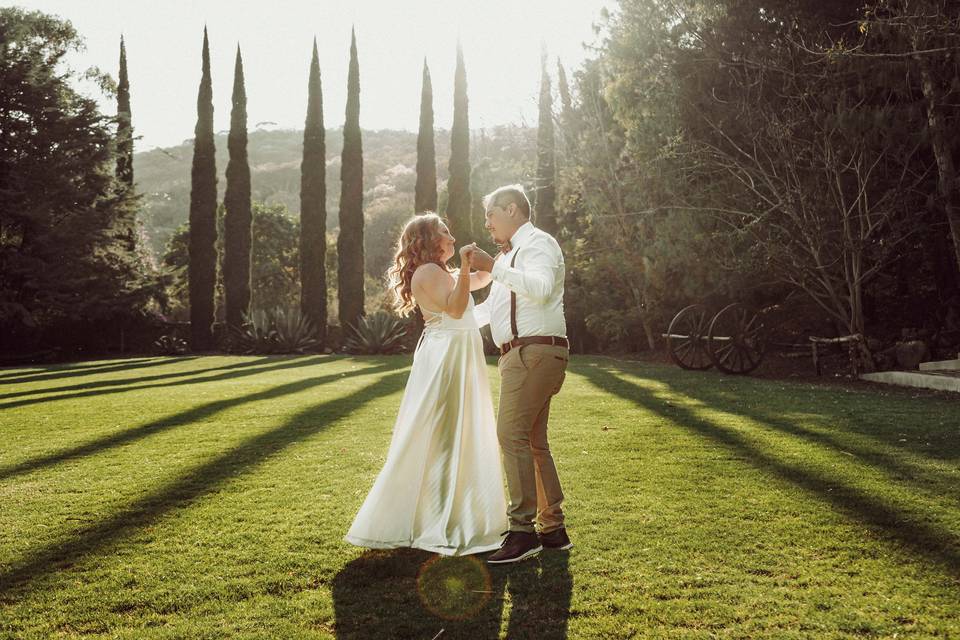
[116,35,134,189]
[188,27,218,350]
[415,58,437,214]
[300,38,327,346]
[534,50,557,235]
[554,57,583,240]
[114,34,137,254]
[556,57,574,126]
[555,58,578,163]
[337,28,365,331]
[446,43,472,240]
[223,45,252,331]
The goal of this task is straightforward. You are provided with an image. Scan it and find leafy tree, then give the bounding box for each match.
[0,8,156,353]
[164,203,302,319]
[855,0,960,288]
[555,0,949,361]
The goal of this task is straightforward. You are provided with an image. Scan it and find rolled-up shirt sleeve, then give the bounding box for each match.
[472,297,491,327]
[490,237,559,303]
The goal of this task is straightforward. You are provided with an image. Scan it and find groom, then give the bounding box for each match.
[470,184,572,565]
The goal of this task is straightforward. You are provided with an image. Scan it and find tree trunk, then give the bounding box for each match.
[919,61,960,277]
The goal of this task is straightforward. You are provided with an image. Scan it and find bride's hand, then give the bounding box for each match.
[459,243,476,267]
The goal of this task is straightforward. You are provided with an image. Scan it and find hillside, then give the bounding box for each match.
[133,126,538,259]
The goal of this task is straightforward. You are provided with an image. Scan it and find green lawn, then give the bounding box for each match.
[0,354,957,639]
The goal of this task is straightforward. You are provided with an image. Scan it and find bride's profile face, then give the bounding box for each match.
[436,222,456,262]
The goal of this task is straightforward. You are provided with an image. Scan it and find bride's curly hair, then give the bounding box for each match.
[386,212,451,316]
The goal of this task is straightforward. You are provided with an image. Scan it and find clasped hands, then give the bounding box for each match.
[458,243,498,274]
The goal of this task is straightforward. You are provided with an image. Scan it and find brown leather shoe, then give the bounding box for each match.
[539,527,573,550]
[486,531,542,564]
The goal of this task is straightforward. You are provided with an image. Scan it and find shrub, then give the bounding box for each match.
[230,306,320,354]
[344,310,408,355]
[153,334,189,355]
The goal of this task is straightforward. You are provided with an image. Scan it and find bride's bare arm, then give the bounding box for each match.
[469,270,492,291]
[411,258,473,319]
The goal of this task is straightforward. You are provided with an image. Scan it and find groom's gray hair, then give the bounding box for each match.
[482,184,531,219]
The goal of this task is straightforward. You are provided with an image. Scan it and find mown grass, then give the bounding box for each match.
[0,354,957,639]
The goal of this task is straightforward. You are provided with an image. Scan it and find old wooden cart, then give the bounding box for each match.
[664,303,766,374]
[664,301,863,376]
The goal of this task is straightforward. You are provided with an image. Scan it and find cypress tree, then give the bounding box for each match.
[534,50,557,235]
[223,45,252,331]
[116,35,134,189]
[556,57,574,127]
[554,57,580,239]
[415,58,437,214]
[555,57,576,166]
[114,35,137,254]
[446,43,471,240]
[188,27,218,351]
[300,38,327,346]
[337,28,365,331]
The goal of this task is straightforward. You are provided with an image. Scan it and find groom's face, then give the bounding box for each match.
[484,202,517,246]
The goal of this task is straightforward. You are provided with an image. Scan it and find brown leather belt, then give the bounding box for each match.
[500,336,569,355]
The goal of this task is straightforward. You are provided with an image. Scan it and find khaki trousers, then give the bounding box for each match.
[496,343,569,534]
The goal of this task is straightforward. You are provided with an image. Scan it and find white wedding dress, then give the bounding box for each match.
[344,294,508,555]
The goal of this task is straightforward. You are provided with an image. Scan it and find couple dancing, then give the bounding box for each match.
[344,185,572,564]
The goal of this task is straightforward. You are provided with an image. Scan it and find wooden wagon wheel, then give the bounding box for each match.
[707,302,765,374]
[666,304,714,370]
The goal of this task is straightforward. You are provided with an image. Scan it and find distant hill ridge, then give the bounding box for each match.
[134,125,535,258]
[135,128,444,255]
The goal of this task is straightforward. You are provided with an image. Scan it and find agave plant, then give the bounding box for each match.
[344,310,408,355]
[272,306,321,353]
[153,334,189,355]
[231,306,320,354]
[231,308,277,354]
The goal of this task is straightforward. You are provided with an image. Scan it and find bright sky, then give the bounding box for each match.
[13,0,612,152]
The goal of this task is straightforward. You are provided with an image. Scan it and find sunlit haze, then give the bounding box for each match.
[13,0,612,151]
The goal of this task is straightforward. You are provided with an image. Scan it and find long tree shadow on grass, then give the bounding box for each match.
[0,360,397,483]
[670,370,959,464]
[578,362,960,579]
[665,376,960,505]
[0,368,409,597]
[0,355,339,410]
[0,355,278,400]
[332,549,571,639]
[0,356,196,385]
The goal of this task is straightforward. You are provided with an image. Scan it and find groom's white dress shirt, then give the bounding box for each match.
[474,221,567,347]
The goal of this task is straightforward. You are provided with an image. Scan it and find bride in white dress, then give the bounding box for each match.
[344,213,508,556]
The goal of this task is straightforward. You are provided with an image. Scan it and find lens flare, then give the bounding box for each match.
[416,554,493,620]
